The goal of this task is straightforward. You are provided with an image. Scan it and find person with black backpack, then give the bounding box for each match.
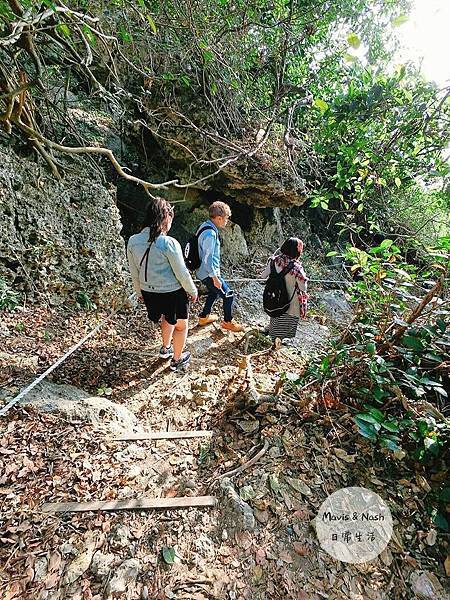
[190,201,244,332]
[261,237,308,341]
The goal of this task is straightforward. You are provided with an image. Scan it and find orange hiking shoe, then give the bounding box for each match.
[198,315,218,326]
[221,320,244,333]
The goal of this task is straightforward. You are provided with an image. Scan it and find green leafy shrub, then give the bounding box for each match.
[292,237,449,464]
[0,278,20,312]
[288,236,449,527]
[75,291,97,311]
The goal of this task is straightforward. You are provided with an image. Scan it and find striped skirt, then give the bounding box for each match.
[269,313,299,341]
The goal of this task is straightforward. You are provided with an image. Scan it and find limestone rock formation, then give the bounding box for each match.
[140,112,308,208]
[0,146,129,306]
[19,381,140,433]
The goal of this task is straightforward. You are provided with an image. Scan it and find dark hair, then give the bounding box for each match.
[280,237,303,259]
[142,197,174,244]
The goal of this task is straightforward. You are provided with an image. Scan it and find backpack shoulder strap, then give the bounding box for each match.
[279,260,296,302]
[280,260,294,277]
[196,225,215,239]
[269,258,278,276]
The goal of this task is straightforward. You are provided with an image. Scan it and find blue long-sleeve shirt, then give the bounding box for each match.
[196,219,221,280]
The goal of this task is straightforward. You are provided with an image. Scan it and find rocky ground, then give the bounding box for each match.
[0,282,449,600]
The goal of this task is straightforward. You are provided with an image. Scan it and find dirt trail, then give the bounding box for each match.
[0,297,447,600]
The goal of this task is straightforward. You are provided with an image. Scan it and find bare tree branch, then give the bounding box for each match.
[12,118,179,190]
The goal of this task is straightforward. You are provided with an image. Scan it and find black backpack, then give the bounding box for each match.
[263,259,295,317]
[184,225,215,271]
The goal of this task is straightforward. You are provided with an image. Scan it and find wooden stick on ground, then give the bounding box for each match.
[242,355,260,403]
[42,495,216,513]
[113,430,214,441]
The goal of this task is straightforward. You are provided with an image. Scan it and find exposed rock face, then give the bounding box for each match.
[0,126,311,309]
[220,477,256,531]
[315,290,353,325]
[19,381,140,433]
[140,114,308,208]
[221,222,249,260]
[0,146,129,306]
[219,156,307,208]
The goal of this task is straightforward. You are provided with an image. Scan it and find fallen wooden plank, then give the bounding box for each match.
[42,495,216,513]
[113,430,214,441]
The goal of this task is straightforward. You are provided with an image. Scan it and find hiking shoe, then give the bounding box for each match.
[198,315,218,326]
[221,320,244,333]
[170,351,191,371]
[159,345,174,359]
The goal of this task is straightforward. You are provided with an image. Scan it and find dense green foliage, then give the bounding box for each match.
[308,68,449,243]
[1,0,448,235]
[290,236,449,528]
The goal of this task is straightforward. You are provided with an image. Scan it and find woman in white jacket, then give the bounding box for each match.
[127,197,198,371]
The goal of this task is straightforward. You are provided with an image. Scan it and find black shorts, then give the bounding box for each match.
[141,288,189,325]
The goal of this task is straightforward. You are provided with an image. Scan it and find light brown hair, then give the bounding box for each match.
[209,201,231,218]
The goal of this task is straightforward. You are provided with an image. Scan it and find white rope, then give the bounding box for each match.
[0,293,135,417]
[195,277,350,285]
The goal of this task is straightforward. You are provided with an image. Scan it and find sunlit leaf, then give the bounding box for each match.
[380,436,400,450]
[313,98,329,113]
[356,413,380,425]
[118,25,131,42]
[203,50,213,62]
[392,14,408,27]
[355,418,378,440]
[162,546,175,564]
[57,23,71,37]
[366,342,376,354]
[347,32,361,49]
[364,406,385,422]
[344,53,357,63]
[381,420,399,433]
[146,15,157,34]
[82,25,96,46]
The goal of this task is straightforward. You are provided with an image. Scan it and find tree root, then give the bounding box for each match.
[216,439,270,480]
[11,118,177,192]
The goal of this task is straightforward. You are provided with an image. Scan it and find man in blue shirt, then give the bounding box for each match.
[197,201,244,332]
